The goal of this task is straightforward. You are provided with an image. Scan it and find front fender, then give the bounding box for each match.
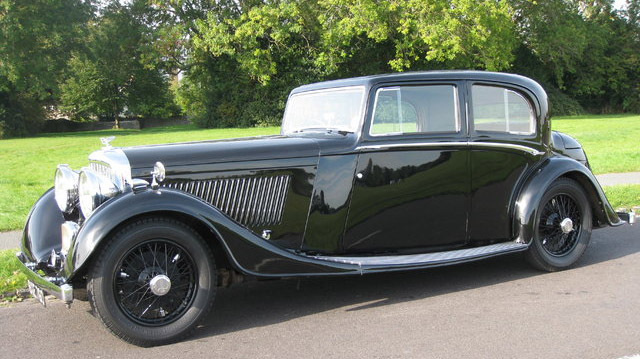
[21,188,65,263]
[514,156,622,243]
[66,187,355,280]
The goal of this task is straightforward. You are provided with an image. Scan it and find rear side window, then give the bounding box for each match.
[370,85,459,136]
[472,85,535,135]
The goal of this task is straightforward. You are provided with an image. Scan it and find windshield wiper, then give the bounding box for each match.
[292,128,353,135]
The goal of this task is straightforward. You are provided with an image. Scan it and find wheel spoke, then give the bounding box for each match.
[115,239,197,326]
[120,283,148,301]
[139,296,160,318]
[538,193,582,256]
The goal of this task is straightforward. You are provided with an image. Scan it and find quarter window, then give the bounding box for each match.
[472,85,535,135]
[370,85,460,136]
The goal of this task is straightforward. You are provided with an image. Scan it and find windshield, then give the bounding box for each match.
[281,86,365,135]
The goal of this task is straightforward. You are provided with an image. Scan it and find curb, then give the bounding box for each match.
[596,172,640,187]
[0,231,21,251]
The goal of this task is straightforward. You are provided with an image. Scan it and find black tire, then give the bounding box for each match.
[526,178,592,272]
[87,217,216,346]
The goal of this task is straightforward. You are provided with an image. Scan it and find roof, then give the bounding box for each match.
[290,70,548,119]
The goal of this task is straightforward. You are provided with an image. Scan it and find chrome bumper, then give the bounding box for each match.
[15,252,73,305]
[617,211,636,225]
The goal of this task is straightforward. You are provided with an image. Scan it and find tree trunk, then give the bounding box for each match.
[113,99,119,129]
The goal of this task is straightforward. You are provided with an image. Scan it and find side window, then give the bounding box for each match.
[370,85,459,136]
[472,85,535,135]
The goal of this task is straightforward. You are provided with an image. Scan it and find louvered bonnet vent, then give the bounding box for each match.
[163,175,291,227]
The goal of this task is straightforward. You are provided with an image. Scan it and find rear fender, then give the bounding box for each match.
[66,188,355,280]
[514,156,622,243]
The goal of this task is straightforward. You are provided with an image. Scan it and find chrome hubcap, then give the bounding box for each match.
[149,274,171,296]
[560,217,574,234]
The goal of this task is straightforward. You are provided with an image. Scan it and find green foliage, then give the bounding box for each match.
[59,3,178,122]
[0,88,45,138]
[0,0,91,96]
[182,0,516,128]
[193,0,516,82]
[510,0,640,114]
[546,87,585,116]
[0,0,90,137]
[317,0,516,72]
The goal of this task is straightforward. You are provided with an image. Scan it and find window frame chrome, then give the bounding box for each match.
[468,82,538,137]
[281,85,367,136]
[368,83,462,137]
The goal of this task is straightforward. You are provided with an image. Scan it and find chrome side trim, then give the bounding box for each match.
[164,175,291,227]
[310,241,528,267]
[470,142,545,156]
[357,142,468,151]
[357,141,545,156]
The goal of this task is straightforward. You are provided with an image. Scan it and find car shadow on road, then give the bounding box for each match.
[187,225,639,342]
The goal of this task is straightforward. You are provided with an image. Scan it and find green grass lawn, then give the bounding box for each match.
[552,114,640,174]
[0,249,27,299]
[0,125,280,232]
[602,184,640,211]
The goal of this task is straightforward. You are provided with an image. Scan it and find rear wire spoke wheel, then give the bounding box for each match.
[526,178,592,271]
[88,218,216,346]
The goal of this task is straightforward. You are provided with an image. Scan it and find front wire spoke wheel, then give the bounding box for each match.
[88,218,216,347]
[115,239,197,326]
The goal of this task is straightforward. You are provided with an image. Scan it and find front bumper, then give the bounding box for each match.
[15,251,73,305]
[18,188,75,305]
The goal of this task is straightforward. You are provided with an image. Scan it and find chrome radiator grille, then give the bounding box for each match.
[89,161,115,182]
[164,175,291,227]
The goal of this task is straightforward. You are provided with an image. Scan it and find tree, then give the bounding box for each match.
[60,3,177,126]
[156,0,516,127]
[0,0,91,137]
[0,0,91,96]
[194,0,516,83]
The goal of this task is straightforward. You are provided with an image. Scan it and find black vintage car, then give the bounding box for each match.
[18,71,629,346]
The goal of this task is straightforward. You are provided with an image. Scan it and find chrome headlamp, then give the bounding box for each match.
[78,168,119,218]
[54,165,79,213]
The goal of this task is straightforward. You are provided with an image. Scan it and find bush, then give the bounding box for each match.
[622,85,640,113]
[546,87,585,116]
[0,92,45,138]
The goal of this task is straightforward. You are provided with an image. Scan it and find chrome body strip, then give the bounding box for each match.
[357,142,467,151]
[470,142,545,156]
[357,141,545,156]
[310,241,528,267]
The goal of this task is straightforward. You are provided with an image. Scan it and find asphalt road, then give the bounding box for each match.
[1,224,639,359]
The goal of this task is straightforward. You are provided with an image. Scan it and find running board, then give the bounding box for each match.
[309,241,528,270]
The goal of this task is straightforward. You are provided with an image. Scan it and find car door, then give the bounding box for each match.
[343,82,470,254]
[467,82,545,242]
